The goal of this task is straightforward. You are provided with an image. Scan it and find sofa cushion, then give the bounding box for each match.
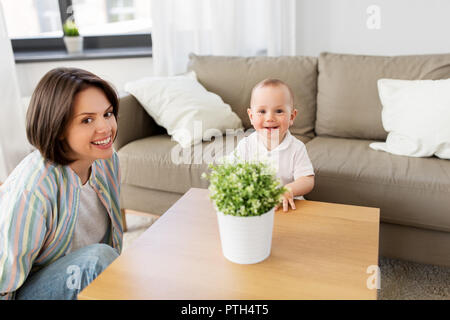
[370,78,450,159]
[119,135,210,194]
[316,52,450,140]
[305,136,450,233]
[187,53,318,138]
[124,71,243,148]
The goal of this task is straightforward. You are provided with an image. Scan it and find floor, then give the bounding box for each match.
[123,211,450,300]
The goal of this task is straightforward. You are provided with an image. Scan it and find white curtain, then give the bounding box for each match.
[0,2,30,181]
[151,0,297,76]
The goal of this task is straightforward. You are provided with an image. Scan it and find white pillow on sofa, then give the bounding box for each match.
[369,78,450,159]
[124,71,243,148]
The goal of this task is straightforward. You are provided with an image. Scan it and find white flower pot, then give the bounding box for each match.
[216,208,275,264]
[63,36,83,54]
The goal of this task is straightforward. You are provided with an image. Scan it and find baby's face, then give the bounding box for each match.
[248,85,297,144]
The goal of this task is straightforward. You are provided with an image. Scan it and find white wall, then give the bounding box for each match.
[15,57,153,98]
[296,0,450,56]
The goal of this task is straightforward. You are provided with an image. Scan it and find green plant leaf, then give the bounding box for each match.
[203,155,286,217]
[63,19,80,37]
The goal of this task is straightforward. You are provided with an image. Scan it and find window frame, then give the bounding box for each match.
[10,0,152,60]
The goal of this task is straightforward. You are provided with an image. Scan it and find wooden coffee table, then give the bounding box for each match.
[78,188,380,300]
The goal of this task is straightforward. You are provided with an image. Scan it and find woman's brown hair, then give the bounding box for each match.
[26,67,119,165]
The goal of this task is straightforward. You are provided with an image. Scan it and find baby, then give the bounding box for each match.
[233,78,315,212]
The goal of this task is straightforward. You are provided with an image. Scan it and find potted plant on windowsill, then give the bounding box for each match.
[203,157,286,264]
[63,19,83,54]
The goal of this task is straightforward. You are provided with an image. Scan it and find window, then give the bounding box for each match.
[71,0,152,36]
[1,0,63,38]
[1,0,152,61]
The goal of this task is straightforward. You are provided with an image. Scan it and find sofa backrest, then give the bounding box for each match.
[316,52,450,141]
[187,53,318,139]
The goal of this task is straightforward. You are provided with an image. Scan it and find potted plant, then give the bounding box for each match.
[63,19,83,54]
[203,158,286,264]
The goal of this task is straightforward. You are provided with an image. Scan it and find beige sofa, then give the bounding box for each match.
[114,52,450,267]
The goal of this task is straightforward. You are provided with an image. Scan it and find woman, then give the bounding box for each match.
[0,68,123,300]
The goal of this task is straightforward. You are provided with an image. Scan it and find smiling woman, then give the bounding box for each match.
[0,68,123,300]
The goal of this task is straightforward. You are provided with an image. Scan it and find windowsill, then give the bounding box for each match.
[14,46,152,63]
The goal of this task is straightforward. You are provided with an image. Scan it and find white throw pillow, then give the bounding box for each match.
[369,78,450,159]
[124,71,243,148]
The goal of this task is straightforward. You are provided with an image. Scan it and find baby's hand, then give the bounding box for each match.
[275,187,296,212]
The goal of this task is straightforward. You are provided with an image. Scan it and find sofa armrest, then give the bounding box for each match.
[114,93,164,151]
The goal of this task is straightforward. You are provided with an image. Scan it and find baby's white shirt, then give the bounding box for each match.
[231,130,314,191]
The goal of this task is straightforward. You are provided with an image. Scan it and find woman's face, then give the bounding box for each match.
[63,86,117,164]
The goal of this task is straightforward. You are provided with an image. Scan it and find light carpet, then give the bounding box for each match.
[123,213,450,300]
